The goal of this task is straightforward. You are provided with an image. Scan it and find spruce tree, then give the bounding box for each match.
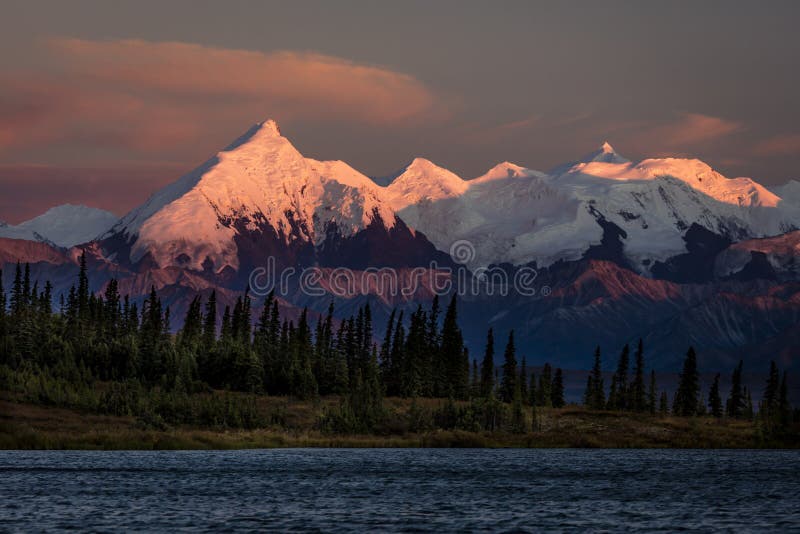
[440,296,466,398]
[673,346,699,416]
[202,290,217,352]
[588,346,605,409]
[537,363,553,407]
[138,286,165,382]
[361,344,384,428]
[519,357,528,403]
[402,306,429,397]
[551,368,565,408]
[631,339,645,411]
[292,308,318,399]
[480,328,495,397]
[267,298,281,389]
[763,360,780,419]
[648,370,657,415]
[427,295,441,391]
[39,282,52,314]
[238,290,253,344]
[778,372,792,430]
[220,306,232,342]
[179,296,203,350]
[77,252,89,319]
[386,311,404,397]
[611,344,630,410]
[103,279,121,339]
[361,303,373,365]
[500,330,517,403]
[22,263,31,308]
[510,380,527,434]
[316,302,336,395]
[10,262,23,316]
[726,360,745,418]
[254,291,275,391]
[708,373,723,418]
[379,309,396,388]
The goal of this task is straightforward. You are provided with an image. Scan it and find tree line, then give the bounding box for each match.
[0,256,794,435]
[583,341,794,434]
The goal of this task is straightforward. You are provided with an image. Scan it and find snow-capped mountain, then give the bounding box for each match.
[546,152,798,270]
[102,120,399,272]
[5,123,797,279]
[384,158,468,209]
[387,143,800,272]
[389,160,587,269]
[547,141,631,175]
[0,204,118,248]
[2,119,800,368]
[101,119,798,277]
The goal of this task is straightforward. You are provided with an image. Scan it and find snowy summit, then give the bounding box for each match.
[0,204,118,248]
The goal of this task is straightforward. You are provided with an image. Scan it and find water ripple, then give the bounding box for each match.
[0,449,798,532]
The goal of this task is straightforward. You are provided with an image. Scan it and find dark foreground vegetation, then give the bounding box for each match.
[1,256,797,449]
[3,395,797,450]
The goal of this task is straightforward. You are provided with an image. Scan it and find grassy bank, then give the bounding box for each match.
[2,395,797,450]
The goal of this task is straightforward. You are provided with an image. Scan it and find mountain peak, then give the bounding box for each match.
[222,119,285,152]
[548,142,631,175]
[393,157,464,184]
[406,157,441,171]
[385,157,467,210]
[374,157,460,187]
[109,119,399,272]
[257,119,281,136]
[587,141,628,164]
[474,162,545,183]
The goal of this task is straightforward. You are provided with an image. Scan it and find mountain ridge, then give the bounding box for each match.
[2,119,799,369]
[0,204,118,248]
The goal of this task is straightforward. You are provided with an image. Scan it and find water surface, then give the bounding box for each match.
[1,449,798,531]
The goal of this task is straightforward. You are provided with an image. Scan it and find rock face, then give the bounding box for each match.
[2,120,800,371]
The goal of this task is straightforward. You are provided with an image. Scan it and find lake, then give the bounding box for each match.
[1,449,798,531]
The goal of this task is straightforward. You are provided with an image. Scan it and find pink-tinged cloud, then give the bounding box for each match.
[753,134,800,156]
[606,113,743,157]
[654,113,743,146]
[0,38,443,156]
[47,38,438,123]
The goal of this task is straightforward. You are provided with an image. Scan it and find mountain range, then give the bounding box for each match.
[2,119,799,371]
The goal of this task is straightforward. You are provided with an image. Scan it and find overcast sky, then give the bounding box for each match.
[1,0,799,222]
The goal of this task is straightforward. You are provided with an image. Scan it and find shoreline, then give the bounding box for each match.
[3,399,797,451]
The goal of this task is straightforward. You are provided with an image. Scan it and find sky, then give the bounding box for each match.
[1,0,799,222]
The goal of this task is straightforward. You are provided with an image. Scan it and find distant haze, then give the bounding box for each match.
[1,0,799,222]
